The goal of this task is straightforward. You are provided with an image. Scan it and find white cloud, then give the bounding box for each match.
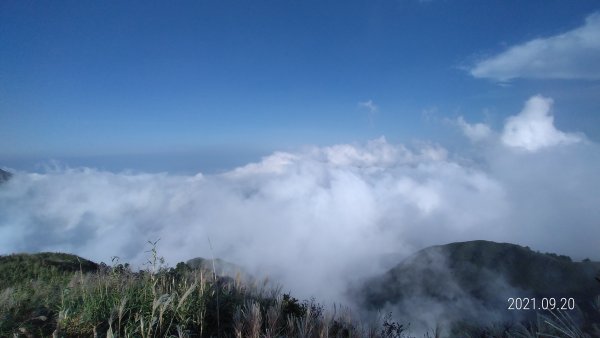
[501,95,582,151]
[0,96,597,309]
[470,12,600,81]
[456,116,492,142]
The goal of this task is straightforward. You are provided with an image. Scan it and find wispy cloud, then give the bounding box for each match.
[358,99,378,125]
[470,12,600,81]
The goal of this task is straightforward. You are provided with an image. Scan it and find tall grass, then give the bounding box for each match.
[0,243,404,338]
[51,264,392,337]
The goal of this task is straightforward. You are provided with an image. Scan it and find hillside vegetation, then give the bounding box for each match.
[0,246,404,338]
[0,252,98,290]
[1,241,599,337]
[358,240,600,336]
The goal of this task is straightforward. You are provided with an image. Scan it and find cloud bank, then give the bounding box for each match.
[1,96,599,306]
[470,12,600,81]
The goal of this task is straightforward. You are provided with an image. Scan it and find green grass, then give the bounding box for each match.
[0,252,98,290]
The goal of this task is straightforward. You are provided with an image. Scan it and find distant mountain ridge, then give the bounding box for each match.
[186,257,250,280]
[0,168,12,183]
[357,240,600,330]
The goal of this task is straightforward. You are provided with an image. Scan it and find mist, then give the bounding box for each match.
[1,95,599,308]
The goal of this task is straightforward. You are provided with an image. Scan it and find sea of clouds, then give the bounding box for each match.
[1,95,599,307]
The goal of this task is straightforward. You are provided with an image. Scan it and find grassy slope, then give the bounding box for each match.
[0,252,380,338]
[0,253,99,337]
[0,252,98,290]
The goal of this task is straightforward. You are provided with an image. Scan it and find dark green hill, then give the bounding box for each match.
[357,240,600,329]
[0,252,98,289]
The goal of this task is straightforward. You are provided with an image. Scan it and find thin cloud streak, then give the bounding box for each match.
[359,100,378,126]
[470,12,600,81]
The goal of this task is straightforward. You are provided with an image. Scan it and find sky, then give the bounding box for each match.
[1,0,600,319]
[1,0,600,172]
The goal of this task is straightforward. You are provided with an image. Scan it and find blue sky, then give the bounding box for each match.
[2,0,600,172]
